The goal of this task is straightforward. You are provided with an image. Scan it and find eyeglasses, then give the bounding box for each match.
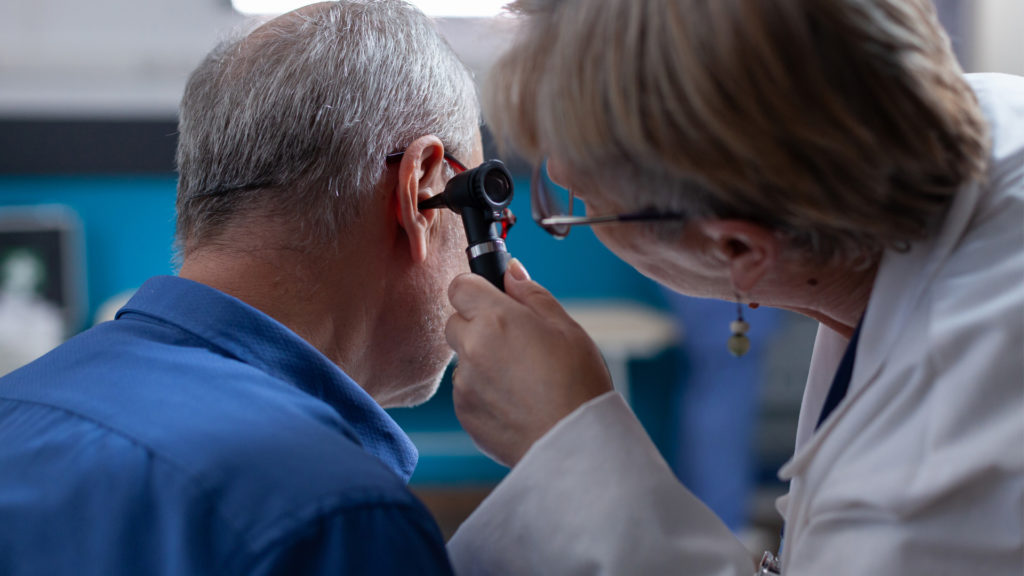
[385,150,467,174]
[188,152,471,201]
[532,158,685,238]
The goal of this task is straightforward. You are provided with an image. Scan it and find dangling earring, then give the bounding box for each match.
[728,300,750,357]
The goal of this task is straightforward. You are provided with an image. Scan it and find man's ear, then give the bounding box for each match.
[697,220,779,294]
[394,135,447,264]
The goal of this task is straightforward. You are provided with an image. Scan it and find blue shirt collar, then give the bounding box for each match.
[116,275,419,481]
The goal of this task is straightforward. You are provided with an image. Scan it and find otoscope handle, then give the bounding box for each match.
[467,239,511,292]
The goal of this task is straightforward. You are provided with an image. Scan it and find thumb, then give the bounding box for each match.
[504,258,566,319]
[448,272,504,320]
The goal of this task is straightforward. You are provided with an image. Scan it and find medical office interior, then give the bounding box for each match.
[1,0,1021,557]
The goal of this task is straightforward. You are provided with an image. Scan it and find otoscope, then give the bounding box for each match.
[419,159,515,291]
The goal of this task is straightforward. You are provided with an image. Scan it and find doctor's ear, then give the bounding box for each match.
[393,135,448,264]
[698,220,779,293]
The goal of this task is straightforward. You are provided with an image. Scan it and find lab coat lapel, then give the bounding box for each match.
[779,178,985,481]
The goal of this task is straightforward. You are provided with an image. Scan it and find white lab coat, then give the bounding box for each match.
[447,73,1024,575]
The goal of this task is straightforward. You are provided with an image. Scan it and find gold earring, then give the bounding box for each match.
[728,300,750,357]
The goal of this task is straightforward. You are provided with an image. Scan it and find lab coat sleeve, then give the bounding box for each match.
[447,392,755,575]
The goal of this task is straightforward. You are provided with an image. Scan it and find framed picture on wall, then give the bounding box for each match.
[0,204,85,374]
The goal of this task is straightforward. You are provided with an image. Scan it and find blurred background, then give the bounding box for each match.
[1,0,1021,553]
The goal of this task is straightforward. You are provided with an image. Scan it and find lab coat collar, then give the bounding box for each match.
[780,176,985,481]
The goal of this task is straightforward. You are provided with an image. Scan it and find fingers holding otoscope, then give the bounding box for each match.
[444,261,614,466]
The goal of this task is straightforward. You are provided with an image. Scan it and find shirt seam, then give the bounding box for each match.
[0,395,254,550]
[116,309,245,365]
[1,394,422,572]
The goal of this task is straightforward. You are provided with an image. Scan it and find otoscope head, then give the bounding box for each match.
[418,158,516,291]
[418,159,513,216]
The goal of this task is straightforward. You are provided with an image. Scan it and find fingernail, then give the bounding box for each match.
[509,258,530,281]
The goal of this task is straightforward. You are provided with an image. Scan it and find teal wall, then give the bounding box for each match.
[0,175,179,331]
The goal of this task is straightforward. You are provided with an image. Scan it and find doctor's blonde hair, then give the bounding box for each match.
[487,0,990,263]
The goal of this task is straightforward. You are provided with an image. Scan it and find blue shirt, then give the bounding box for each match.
[0,276,454,575]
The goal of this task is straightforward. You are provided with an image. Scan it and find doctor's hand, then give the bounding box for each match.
[445,259,613,467]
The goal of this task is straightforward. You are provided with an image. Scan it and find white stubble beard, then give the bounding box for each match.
[379,214,466,408]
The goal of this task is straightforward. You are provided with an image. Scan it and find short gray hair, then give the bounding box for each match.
[176,0,479,254]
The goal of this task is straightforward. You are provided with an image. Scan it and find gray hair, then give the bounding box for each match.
[487,0,989,265]
[175,0,479,255]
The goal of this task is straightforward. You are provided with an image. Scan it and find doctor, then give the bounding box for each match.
[444,0,1024,574]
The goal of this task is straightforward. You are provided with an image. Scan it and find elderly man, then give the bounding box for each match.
[0,2,477,574]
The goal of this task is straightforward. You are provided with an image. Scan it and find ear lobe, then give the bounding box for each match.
[699,220,779,294]
[394,135,447,264]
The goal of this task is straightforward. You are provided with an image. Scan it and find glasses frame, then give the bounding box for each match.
[531,160,685,239]
[188,151,470,201]
[385,150,467,175]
